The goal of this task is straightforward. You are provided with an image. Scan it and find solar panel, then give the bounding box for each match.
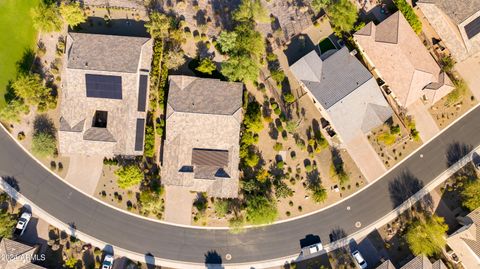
[85,74,122,99]
[137,75,148,112]
[134,118,145,151]
[465,16,480,39]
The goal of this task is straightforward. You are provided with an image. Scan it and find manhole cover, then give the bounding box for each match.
[346,206,351,211]
[225,254,232,261]
[355,221,361,228]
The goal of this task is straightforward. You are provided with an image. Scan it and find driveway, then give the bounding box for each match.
[345,134,386,182]
[456,52,480,100]
[164,186,196,225]
[408,99,439,142]
[64,155,104,195]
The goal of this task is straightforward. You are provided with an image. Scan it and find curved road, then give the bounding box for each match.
[1,106,480,266]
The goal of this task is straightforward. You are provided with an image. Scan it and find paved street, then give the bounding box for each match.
[0,105,480,266]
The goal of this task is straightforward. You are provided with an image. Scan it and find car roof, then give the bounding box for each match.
[353,251,365,262]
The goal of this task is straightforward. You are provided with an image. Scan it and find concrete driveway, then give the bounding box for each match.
[456,52,480,100]
[345,134,386,182]
[408,99,439,142]
[164,186,196,225]
[64,155,104,195]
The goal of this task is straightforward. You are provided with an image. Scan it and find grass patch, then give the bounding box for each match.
[0,0,40,107]
[377,131,397,146]
[318,38,336,54]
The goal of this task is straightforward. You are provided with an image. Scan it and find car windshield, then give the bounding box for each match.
[103,261,111,266]
[19,218,26,223]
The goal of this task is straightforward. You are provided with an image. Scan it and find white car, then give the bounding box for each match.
[352,250,367,269]
[102,254,114,269]
[13,212,31,237]
[301,242,323,256]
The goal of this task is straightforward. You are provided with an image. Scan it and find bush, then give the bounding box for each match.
[245,152,260,167]
[311,185,327,203]
[394,0,422,34]
[377,131,396,146]
[0,210,17,239]
[446,79,467,106]
[144,124,155,158]
[115,165,143,189]
[277,161,284,169]
[245,195,278,225]
[139,189,164,217]
[17,132,25,140]
[284,93,295,103]
[440,55,455,74]
[214,199,230,218]
[32,132,56,158]
[273,142,283,151]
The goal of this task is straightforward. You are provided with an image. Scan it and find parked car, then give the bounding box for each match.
[13,212,31,237]
[102,254,114,269]
[352,250,367,269]
[301,242,323,256]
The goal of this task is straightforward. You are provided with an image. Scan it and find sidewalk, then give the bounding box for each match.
[408,100,439,142]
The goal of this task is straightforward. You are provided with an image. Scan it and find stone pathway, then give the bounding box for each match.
[65,155,104,195]
[164,186,196,225]
[408,99,440,142]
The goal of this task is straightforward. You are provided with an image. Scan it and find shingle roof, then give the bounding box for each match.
[290,47,373,109]
[67,32,149,73]
[168,76,243,115]
[376,260,396,269]
[399,256,446,269]
[417,0,480,24]
[0,239,43,269]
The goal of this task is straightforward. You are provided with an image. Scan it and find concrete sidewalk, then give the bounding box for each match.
[408,100,439,142]
[345,134,386,182]
[65,155,104,195]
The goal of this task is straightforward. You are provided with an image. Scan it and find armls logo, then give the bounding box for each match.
[1,253,46,262]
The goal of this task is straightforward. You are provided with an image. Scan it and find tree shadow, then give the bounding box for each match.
[81,248,95,269]
[205,250,224,269]
[16,48,36,76]
[33,114,56,137]
[299,234,321,248]
[283,34,318,65]
[194,9,207,26]
[446,142,473,166]
[73,17,148,37]
[210,0,241,31]
[268,122,278,140]
[388,171,433,214]
[196,41,214,59]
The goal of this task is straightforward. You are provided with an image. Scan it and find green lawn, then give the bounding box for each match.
[0,0,40,107]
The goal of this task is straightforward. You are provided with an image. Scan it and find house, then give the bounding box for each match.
[418,0,480,62]
[161,76,243,198]
[354,11,454,109]
[376,256,447,269]
[58,32,152,156]
[290,47,392,180]
[446,208,480,268]
[0,238,44,268]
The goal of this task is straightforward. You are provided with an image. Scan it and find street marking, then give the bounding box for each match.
[225,254,232,261]
[355,222,361,228]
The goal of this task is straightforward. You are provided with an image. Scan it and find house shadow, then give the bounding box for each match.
[72,17,148,37]
[283,34,319,65]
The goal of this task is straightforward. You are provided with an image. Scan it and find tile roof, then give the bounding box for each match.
[290,47,373,109]
[417,0,480,24]
[67,32,150,73]
[168,76,243,115]
[354,11,452,108]
[290,48,392,143]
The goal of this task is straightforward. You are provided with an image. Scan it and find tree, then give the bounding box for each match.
[32,3,62,33]
[217,31,239,54]
[311,0,331,14]
[195,58,216,75]
[12,74,56,111]
[326,0,358,35]
[273,142,283,151]
[32,132,56,158]
[0,211,16,239]
[284,93,295,104]
[394,0,422,34]
[311,185,328,203]
[274,180,293,198]
[405,215,448,256]
[221,54,260,82]
[233,0,270,23]
[0,100,29,123]
[59,2,86,27]
[462,178,480,211]
[245,195,278,225]
[256,168,270,182]
[245,152,260,167]
[115,165,143,189]
[244,101,264,133]
[145,12,172,40]
[164,50,185,70]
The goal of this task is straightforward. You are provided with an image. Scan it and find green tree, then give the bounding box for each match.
[273,142,283,151]
[284,93,295,104]
[311,0,331,14]
[143,125,155,158]
[217,31,239,54]
[241,131,258,145]
[214,199,230,218]
[32,132,56,157]
[64,257,79,269]
[440,55,455,73]
[462,178,480,211]
[195,58,216,75]
[245,195,278,225]
[327,0,358,35]
[115,165,143,189]
[245,152,260,167]
[32,3,62,33]
[12,74,56,111]
[394,0,422,34]
[0,210,17,239]
[0,100,29,123]
[233,0,269,23]
[222,55,260,82]
[59,2,86,27]
[311,185,328,203]
[405,215,448,256]
[145,12,172,39]
[244,101,264,133]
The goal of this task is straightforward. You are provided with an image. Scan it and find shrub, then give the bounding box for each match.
[277,161,284,169]
[32,132,56,158]
[139,189,164,217]
[214,199,230,218]
[245,152,260,167]
[144,124,155,158]
[284,93,295,103]
[273,142,283,151]
[17,132,25,140]
[394,0,422,34]
[115,165,143,189]
[245,195,278,225]
[311,185,327,203]
[377,131,396,146]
